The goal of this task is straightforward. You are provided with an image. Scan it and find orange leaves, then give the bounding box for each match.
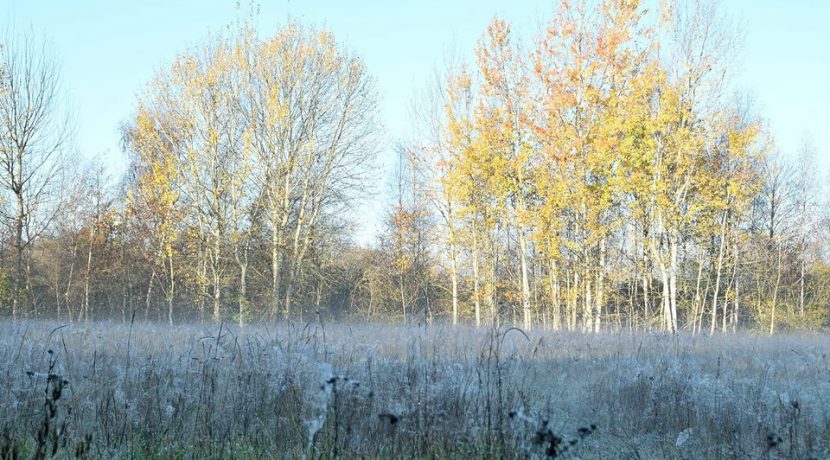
[476,17,521,100]
[430,0,765,301]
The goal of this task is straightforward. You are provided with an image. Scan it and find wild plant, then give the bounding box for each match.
[476,325,530,457]
[0,320,828,458]
[508,408,597,459]
[1,425,19,460]
[25,347,71,460]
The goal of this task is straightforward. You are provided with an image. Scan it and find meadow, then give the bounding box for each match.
[1,319,828,459]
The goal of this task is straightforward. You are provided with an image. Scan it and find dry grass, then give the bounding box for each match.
[0,318,828,458]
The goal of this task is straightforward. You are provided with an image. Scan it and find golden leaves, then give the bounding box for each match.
[436,0,764,268]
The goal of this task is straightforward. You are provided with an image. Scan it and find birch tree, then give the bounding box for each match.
[244,24,379,319]
[125,23,378,322]
[0,30,70,317]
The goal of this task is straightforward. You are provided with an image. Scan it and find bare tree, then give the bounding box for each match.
[245,24,380,320]
[794,137,818,318]
[124,23,379,323]
[0,29,70,317]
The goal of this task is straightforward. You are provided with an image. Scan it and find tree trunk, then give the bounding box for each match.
[692,251,705,335]
[668,235,678,333]
[698,260,712,335]
[642,271,651,330]
[660,267,670,333]
[449,240,459,326]
[271,227,282,320]
[239,263,247,327]
[710,212,728,335]
[732,238,739,332]
[65,241,78,323]
[146,267,156,322]
[723,260,734,333]
[594,239,606,333]
[12,189,25,318]
[799,257,805,317]
[199,250,207,320]
[518,226,532,330]
[584,270,592,333]
[472,233,481,327]
[650,230,672,333]
[54,261,62,321]
[120,242,127,323]
[399,270,407,323]
[212,234,222,323]
[84,227,94,322]
[548,258,560,331]
[770,243,782,335]
[234,223,250,327]
[570,269,579,332]
[167,252,175,325]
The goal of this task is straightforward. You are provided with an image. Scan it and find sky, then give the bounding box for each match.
[2,0,828,244]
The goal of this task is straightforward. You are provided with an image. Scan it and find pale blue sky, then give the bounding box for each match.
[3,1,828,243]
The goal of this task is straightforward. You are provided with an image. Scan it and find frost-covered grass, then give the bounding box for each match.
[0,319,828,459]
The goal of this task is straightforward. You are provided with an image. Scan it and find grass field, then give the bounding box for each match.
[1,319,828,459]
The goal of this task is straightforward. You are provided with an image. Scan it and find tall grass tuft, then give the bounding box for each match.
[0,319,827,458]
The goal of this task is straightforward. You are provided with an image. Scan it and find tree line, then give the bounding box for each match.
[1,1,828,332]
